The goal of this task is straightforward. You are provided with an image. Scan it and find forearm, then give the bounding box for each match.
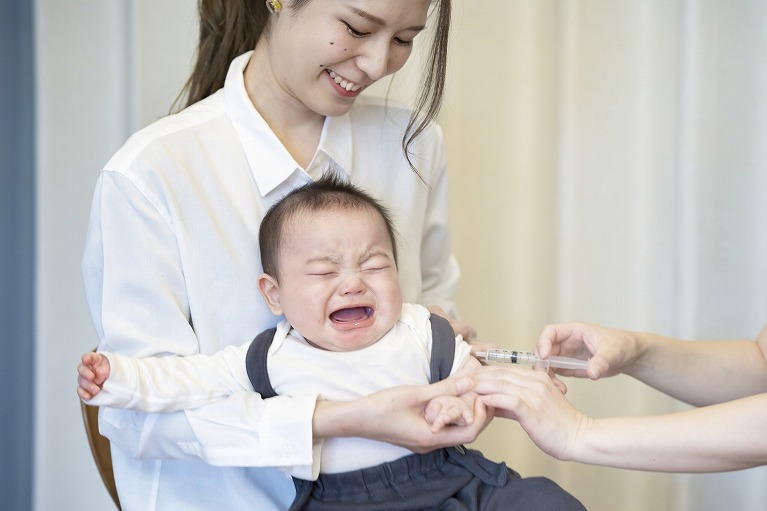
[313,377,484,453]
[628,333,767,406]
[89,347,252,412]
[572,393,767,472]
[313,399,370,440]
[312,397,419,444]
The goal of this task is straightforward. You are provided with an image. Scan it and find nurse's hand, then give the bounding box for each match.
[471,365,587,461]
[536,322,644,381]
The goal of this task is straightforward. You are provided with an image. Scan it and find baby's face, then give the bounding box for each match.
[266,206,402,351]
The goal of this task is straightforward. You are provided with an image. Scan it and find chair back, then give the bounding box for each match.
[80,399,121,509]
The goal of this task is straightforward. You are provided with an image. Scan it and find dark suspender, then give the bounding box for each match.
[246,314,457,396]
[245,327,278,398]
[426,313,457,383]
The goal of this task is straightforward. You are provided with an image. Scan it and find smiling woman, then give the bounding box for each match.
[78,0,484,509]
[184,0,446,174]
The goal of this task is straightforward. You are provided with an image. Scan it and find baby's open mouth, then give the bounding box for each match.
[330,306,373,323]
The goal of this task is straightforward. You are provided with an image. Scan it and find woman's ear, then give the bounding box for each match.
[258,273,283,315]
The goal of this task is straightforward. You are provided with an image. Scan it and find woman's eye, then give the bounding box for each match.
[393,37,413,47]
[342,21,368,38]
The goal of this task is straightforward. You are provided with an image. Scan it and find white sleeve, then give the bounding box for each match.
[450,335,474,374]
[87,345,254,412]
[82,171,319,472]
[418,125,461,317]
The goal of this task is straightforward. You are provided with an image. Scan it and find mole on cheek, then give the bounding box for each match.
[329,41,334,45]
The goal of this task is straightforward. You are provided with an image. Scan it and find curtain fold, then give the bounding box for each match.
[443,1,767,509]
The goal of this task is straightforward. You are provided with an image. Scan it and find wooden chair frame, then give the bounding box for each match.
[80,400,121,509]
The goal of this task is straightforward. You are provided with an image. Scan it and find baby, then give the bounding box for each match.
[78,174,586,511]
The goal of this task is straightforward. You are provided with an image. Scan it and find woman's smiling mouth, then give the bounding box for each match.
[327,70,363,92]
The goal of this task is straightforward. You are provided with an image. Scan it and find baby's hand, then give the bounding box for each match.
[424,394,475,432]
[77,352,111,401]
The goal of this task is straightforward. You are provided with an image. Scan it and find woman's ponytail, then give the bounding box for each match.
[176,0,269,109]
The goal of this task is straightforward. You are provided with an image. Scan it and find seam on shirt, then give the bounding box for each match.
[99,169,176,237]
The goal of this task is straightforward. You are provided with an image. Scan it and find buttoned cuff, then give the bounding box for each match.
[186,392,322,473]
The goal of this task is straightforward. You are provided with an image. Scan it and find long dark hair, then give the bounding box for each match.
[176,0,451,176]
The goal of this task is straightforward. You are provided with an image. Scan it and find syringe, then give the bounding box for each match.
[475,348,589,371]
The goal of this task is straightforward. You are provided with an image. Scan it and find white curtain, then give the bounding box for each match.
[441,1,767,509]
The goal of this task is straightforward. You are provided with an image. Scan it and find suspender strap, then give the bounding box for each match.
[246,314,457,396]
[428,314,457,383]
[245,327,278,398]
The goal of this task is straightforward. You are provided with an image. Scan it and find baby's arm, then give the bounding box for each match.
[77,352,111,401]
[76,344,253,412]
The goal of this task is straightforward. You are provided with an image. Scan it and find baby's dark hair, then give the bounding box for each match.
[259,174,399,279]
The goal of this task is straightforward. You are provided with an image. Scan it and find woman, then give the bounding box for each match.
[82,0,482,509]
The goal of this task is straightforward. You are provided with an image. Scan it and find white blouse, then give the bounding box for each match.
[82,51,460,510]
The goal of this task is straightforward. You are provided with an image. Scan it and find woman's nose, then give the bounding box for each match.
[356,41,391,81]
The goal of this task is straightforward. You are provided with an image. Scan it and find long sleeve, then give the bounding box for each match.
[83,170,319,472]
[87,345,254,412]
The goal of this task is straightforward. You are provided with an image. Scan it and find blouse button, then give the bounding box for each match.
[281,444,295,458]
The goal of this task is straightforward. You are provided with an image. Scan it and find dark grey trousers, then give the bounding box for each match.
[289,446,586,511]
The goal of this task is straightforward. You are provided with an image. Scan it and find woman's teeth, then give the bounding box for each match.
[328,71,362,92]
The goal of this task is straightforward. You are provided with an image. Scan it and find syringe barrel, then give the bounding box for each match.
[484,349,549,369]
[483,349,589,371]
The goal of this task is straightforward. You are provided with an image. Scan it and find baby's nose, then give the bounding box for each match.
[339,273,366,294]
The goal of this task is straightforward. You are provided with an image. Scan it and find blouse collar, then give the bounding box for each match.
[224,51,352,197]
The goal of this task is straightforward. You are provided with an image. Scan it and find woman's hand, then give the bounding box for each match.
[425,361,484,432]
[471,365,588,461]
[313,376,492,453]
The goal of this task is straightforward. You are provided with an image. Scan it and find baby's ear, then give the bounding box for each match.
[258,273,283,315]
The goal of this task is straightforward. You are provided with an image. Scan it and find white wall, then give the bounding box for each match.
[33,1,196,509]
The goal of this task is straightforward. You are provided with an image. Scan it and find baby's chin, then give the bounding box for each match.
[322,321,394,352]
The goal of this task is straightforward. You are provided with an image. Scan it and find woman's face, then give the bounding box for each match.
[259,0,431,117]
